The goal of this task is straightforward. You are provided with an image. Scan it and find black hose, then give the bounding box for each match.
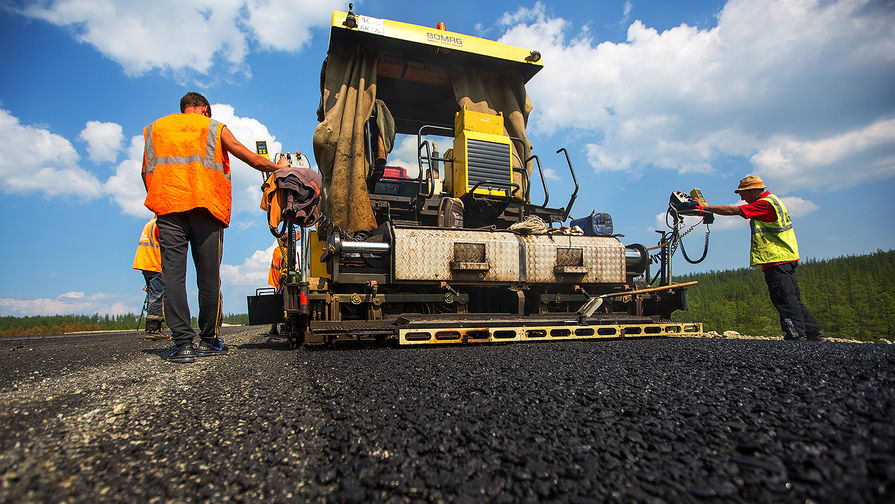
[679,226,710,264]
[667,205,710,265]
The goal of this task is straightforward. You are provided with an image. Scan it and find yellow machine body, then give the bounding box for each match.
[451,108,513,198]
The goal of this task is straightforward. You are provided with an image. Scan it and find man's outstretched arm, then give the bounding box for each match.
[703,204,745,217]
[220,126,288,173]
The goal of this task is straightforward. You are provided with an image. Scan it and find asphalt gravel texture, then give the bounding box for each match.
[1,326,893,503]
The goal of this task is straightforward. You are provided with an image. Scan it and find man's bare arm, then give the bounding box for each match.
[220,126,288,173]
[703,204,745,217]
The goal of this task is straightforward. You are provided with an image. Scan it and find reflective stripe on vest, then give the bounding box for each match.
[137,238,159,249]
[750,196,793,235]
[144,119,228,179]
[749,193,799,267]
[133,218,162,272]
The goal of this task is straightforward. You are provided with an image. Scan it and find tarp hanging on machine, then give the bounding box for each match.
[313,44,380,234]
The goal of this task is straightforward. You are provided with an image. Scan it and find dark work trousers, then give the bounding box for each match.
[156,209,224,346]
[763,261,821,340]
[141,270,165,321]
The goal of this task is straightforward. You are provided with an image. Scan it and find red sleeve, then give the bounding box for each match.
[739,199,776,222]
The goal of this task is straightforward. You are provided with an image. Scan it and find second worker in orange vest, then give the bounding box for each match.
[142,92,288,363]
[133,216,167,340]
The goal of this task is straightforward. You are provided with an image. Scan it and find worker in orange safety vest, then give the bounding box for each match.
[133,216,167,340]
[142,92,288,363]
[266,233,299,336]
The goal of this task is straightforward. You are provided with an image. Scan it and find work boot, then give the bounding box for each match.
[144,319,168,340]
[196,338,229,357]
[269,324,279,336]
[166,343,196,363]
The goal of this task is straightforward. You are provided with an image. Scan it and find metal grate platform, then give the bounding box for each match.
[309,314,702,346]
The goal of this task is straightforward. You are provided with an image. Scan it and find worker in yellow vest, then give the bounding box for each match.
[132,216,167,340]
[142,92,288,363]
[703,176,824,341]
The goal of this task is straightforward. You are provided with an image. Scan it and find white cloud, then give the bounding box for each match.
[621,1,633,24]
[0,109,103,199]
[751,118,895,193]
[104,135,153,218]
[78,120,123,163]
[19,0,341,77]
[498,1,547,26]
[542,167,560,181]
[0,292,132,316]
[221,241,277,286]
[497,0,895,190]
[244,0,345,52]
[23,0,247,76]
[779,196,820,218]
[210,104,283,217]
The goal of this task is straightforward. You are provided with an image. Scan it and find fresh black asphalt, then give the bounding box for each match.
[1,327,892,502]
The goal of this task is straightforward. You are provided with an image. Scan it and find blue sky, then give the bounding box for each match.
[1,0,893,317]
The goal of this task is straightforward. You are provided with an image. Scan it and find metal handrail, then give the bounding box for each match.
[556,148,579,221]
[417,125,454,199]
[523,154,549,208]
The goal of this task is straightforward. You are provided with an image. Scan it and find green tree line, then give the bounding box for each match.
[0,313,249,337]
[3,251,892,340]
[673,249,895,341]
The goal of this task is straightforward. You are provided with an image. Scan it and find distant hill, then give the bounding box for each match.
[673,249,895,342]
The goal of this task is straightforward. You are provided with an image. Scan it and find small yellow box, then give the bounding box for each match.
[308,229,330,279]
[454,107,505,136]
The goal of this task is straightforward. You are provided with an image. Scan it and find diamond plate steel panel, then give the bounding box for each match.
[521,235,625,283]
[393,228,521,282]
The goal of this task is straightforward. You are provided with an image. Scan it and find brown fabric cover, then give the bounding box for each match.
[372,99,396,155]
[260,167,323,230]
[312,45,379,234]
[451,66,534,201]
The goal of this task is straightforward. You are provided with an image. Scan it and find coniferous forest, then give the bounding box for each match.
[673,249,895,342]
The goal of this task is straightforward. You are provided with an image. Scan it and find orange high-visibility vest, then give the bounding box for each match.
[268,246,282,289]
[132,217,161,273]
[143,113,231,226]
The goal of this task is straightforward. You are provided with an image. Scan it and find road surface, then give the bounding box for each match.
[1,327,893,502]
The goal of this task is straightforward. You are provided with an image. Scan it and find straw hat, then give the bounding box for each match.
[734,175,766,193]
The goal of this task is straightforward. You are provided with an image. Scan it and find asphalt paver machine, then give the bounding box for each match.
[249,6,703,347]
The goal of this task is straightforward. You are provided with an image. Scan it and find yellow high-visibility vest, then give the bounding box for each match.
[750,193,799,267]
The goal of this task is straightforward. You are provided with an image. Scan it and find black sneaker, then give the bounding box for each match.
[196,338,229,357]
[167,343,196,363]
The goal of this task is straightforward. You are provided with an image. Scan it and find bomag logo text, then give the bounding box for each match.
[427,32,463,47]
